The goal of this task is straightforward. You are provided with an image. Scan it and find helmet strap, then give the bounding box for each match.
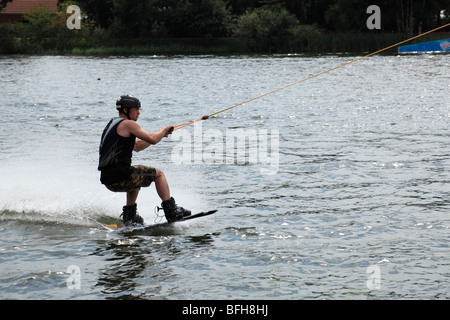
[122,107,131,120]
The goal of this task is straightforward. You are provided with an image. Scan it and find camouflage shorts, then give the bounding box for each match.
[105,165,157,192]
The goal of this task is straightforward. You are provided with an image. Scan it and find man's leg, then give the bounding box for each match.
[120,165,190,223]
[127,189,139,205]
[155,168,171,201]
[154,168,191,222]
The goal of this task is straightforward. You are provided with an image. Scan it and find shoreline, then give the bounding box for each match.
[2,32,449,56]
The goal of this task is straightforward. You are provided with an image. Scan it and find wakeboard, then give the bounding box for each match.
[101,210,218,233]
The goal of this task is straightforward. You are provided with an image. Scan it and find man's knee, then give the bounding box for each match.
[155,168,165,178]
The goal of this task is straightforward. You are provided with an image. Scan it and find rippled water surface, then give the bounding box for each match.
[0,54,448,299]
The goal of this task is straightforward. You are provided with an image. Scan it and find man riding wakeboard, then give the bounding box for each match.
[98,95,191,225]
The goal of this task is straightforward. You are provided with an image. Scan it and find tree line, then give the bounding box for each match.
[0,0,449,54]
[71,0,449,36]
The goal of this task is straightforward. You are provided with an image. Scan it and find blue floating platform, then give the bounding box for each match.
[398,38,450,53]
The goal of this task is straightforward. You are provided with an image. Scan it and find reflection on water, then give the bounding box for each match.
[93,232,219,299]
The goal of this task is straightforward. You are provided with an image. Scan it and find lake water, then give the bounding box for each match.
[0,53,448,300]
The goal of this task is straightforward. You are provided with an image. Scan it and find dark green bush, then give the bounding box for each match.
[235,7,300,52]
[0,23,17,53]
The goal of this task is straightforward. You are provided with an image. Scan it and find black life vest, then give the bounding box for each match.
[98,117,136,184]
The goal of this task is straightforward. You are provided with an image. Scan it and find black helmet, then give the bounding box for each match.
[116,95,141,111]
[116,95,141,119]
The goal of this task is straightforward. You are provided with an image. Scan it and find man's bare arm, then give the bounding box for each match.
[119,121,173,152]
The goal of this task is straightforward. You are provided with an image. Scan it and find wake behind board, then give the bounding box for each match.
[102,210,218,233]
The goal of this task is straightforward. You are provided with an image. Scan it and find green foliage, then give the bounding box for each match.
[235,7,300,52]
[0,23,16,53]
[105,0,232,38]
[325,0,370,32]
[289,25,321,52]
[180,0,232,37]
[1,1,94,53]
[1,0,449,54]
[16,6,59,39]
